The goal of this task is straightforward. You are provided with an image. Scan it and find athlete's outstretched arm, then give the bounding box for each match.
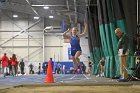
[79,23,88,37]
[63,28,71,39]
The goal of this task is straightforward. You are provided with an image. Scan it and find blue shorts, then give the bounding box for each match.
[71,49,82,56]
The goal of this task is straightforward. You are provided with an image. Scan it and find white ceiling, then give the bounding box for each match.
[0,0,89,24]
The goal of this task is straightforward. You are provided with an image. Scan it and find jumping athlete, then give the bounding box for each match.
[63,24,87,73]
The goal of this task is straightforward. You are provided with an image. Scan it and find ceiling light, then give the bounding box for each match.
[49,16,54,19]
[13,14,18,18]
[43,6,49,9]
[34,16,39,19]
[32,5,45,6]
[45,26,53,30]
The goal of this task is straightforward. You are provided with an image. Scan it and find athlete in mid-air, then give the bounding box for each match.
[63,24,87,73]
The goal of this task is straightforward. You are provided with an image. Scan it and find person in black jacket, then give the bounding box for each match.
[19,59,25,75]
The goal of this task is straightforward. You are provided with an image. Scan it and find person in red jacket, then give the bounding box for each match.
[11,54,18,76]
[0,53,9,77]
[9,57,13,76]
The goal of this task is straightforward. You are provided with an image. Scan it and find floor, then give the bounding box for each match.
[0,73,140,89]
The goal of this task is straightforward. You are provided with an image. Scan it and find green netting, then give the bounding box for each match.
[90,47,103,75]
[97,19,135,78]
[89,0,135,78]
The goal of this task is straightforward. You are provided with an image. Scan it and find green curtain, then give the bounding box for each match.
[97,0,135,78]
[87,5,104,75]
[88,0,135,78]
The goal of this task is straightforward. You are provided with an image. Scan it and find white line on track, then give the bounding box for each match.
[69,74,77,79]
[83,74,91,79]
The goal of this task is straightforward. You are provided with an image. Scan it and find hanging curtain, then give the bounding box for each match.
[97,0,135,78]
[88,0,136,78]
[86,5,103,75]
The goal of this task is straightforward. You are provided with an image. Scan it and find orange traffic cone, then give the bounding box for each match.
[44,60,54,83]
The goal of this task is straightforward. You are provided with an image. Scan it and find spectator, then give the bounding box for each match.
[70,67,75,74]
[55,62,62,74]
[9,57,12,76]
[100,57,105,77]
[29,63,34,74]
[42,62,48,74]
[62,65,66,74]
[88,56,93,76]
[50,58,54,71]
[81,62,86,74]
[11,54,18,76]
[38,63,41,74]
[0,53,9,77]
[19,59,25,75]
[115,28,129,81]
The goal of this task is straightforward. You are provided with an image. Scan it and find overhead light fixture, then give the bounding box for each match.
[13,14,18,18]
[34,16,39,19]
[43,6,49,9]
[49,16,54,19]
[44,26,53,32]
[32,5,45,6]
[45,26,53,30]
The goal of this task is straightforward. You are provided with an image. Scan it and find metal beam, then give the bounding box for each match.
[23,47,42,60]
[25,0,40,17]
[74,0,77,23]
[0,45,63,48]
[32,5,88,7]
[0,19,42,46]
[66,0,72,23]
[1,10,43,46]
[43,18,45,62]
[0,2,70,22]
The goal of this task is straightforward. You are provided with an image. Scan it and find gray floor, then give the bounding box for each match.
[0,74,140,89]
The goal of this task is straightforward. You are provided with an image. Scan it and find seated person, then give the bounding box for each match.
[70,67,75,74]
[81,62,86,74]
[100,57,105,77]
[55,62,62,74]
[88,56,93,75]
[96,57,105,77]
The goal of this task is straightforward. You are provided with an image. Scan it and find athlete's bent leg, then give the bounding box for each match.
[75,51,82,68]
[72,56,77,70]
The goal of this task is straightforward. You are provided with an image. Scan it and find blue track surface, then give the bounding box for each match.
[0,74,89,87]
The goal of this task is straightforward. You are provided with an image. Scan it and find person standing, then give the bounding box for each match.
[9,57,13,76]
[50,58,54,71]
[19,59,25,75]
[38,63,41,75]
[42,62,48,74]
[115,28,129,81]
[0,62,1,74]
[63,24,87,74]
[11,54,18,76]
[29,63,34,74]
[62,65,66,74]
[0,53,9,77]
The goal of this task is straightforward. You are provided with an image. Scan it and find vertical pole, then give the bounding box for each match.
[27,15,29,62]
[66,0,72,22]
[137,0,140,50]
[43,30,45,62]
[74,0,77,23]
[12,13,14,53]
[137,0,139,29]
[43,17,45,62]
